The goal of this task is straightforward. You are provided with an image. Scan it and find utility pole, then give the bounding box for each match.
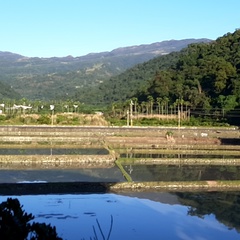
[178,110,181,129]
[130,100,133,127]
[50,105,55,126]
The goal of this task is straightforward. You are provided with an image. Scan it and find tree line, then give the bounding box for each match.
[135,30,240,123]
[103,29,240,125]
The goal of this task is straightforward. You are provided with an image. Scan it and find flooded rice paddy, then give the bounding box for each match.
[1,192,240,240]
[1,148,240,183]
[0,148,109,155]
[1,146,240,239]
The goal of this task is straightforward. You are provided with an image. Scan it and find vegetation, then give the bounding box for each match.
[115,159,133,182]
[0,98,109,125]
[0,81,21,100]
[1,32,240,238]
[0,198,114,240]
[134,30,240,125]
[177,191,240,232]
[0,39,203,101]
[0,198,62,239]
[102,29,240,126]
[0,30,240,126]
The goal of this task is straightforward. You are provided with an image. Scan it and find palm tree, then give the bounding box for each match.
[174,98,181,118]
[131,97,138,115]
[163,97,169,116]
[169,104,174,116]
[111,102,117,117]
[156,97,162,115]
[147,96,154,115]
[184,100,191,120]
[141,101,147,114]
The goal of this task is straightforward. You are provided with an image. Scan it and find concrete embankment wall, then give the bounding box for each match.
[0,155,115,169]
[0,125,238,138]
[0,126,239,147]
[0,181,240,195]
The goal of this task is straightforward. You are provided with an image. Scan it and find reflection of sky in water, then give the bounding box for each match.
[0,194,239,240]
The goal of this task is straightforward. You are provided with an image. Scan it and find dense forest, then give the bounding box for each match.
[0,81,21,99]
[76,29,239,125]
[0,30,240,125]
[176,191,240,233]
[137,30,240,112]
[0,39,205,100]
[136,30,240,125]
[73,51,182,104]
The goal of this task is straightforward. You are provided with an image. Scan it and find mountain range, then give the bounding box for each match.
[0,38,211,101]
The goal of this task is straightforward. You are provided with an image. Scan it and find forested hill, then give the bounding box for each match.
[77,29,240,115]
[73,51,181,104]
[137,29,240,113]
[0,39,210,100]
[0,81,21,100]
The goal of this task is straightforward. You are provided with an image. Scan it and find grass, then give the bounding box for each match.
[115,159,133,182]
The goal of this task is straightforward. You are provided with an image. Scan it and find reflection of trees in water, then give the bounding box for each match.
[0,198,114,240]
[0,148,109,155]
[0,198,62,239]
[87,215,113,240]
[176,192,240,232]
[125,165,240,181]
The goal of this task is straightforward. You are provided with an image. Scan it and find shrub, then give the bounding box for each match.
[37,115,51,124]
[0,115,6,121]
[0,198,62,239]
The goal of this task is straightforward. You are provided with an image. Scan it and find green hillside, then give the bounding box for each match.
[73,51,181,105]
[0,39,210,100]
[78,30,240,122]
[0,81,21,100]
[137,30,240,112]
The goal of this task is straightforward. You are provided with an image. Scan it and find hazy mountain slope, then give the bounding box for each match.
[97,29,240,120]
[0,81,21,99]
[73,51,182,104]
[72,30,240,106]
[0,39,211,100]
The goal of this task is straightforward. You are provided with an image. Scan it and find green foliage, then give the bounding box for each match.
[18,116,38,125]
[0,40,202,101]
[177,192,240,231]
[56,114,81,125]
[0,81,21,99]
[56,114,68,124]
[136,118,161,126]
[106,117,126,126]
[1,30,240,126]
[0,115,6,122]
[166,131,173,136]
[115,159,133,182]
[0,198,62,240]
[129,29,240,125]
[37,114,51,124]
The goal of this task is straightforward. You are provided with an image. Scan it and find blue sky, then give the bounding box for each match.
[1,0,239,57]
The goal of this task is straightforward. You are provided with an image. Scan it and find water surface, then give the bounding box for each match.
[0,192,239,240]
[0,167,124,183]
[0,148,108,155]
[123,164,240,181]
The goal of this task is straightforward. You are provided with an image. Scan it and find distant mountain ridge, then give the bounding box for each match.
[0,38,211,100]
[0,51,23,60]
[0,38,211,60]
[81,29,240,114]
[108,39,211,56]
